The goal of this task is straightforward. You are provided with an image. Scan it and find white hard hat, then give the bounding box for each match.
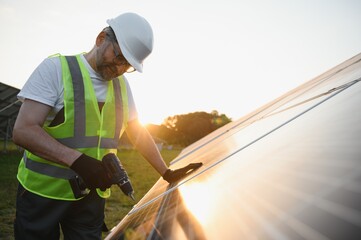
[107,12,154,73]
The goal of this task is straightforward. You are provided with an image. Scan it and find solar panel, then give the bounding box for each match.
[0,82,21,150]
[106,53,361,240]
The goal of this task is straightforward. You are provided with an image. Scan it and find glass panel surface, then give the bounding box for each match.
[106,54,361,240]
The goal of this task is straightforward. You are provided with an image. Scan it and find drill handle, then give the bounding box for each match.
[102,153,127,184]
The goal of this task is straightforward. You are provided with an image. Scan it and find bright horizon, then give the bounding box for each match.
[1,0,361,125]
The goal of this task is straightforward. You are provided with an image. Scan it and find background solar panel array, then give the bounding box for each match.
[0,82,20,151]
[106,53,361,240]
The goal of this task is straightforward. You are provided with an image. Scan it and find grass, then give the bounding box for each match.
[0,152,22,240]
[0,149,182,240]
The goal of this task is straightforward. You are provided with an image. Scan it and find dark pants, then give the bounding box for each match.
[14,183,105,240]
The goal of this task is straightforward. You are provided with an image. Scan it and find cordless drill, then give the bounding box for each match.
[70,153,135,200]
[102,153,135,201]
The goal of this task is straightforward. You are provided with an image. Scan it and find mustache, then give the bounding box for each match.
[99,63,117,73]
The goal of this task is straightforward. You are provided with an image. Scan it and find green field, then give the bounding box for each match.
[0,149,181,240]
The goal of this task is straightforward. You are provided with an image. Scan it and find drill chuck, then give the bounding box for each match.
[116,182,135,200]
[103,153,135,200]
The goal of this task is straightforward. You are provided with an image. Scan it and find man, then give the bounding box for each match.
[13,12,201,239]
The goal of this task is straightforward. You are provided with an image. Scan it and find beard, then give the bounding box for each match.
[94,47,121,81]
[97,63,119,81]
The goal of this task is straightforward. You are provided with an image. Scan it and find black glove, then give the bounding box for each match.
[70,154,112,191]
[162,162,203,184]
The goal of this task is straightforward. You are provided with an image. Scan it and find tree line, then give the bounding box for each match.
[145,110,232,147]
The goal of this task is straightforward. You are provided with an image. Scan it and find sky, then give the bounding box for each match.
[1,0,361,125]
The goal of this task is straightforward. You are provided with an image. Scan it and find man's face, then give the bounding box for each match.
[95,39,134,81]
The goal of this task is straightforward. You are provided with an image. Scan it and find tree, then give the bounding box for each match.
[161,111,232,146]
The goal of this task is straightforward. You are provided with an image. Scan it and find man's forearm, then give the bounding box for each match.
[13,124,80,166]
[126,121,168,175]
[13,99,80,167]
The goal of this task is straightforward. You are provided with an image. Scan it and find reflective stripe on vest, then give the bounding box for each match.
[24,152,77,180]
[57,56,123,149]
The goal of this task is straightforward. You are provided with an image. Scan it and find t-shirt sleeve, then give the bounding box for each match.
[17,57,62,108]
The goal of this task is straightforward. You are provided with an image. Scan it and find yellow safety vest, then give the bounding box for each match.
[17,54,129,201]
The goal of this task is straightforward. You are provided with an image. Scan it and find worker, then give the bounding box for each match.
[12,12,201,240]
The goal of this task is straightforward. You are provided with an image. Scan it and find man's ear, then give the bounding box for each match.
[95,31,107,47]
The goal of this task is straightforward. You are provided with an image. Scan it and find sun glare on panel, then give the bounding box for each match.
[178,181,217,226]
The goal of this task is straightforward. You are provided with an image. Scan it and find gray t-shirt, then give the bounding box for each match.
[18,54,138,126]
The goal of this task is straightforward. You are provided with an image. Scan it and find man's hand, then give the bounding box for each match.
[162,162,203,184]
[70,154,112,190]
